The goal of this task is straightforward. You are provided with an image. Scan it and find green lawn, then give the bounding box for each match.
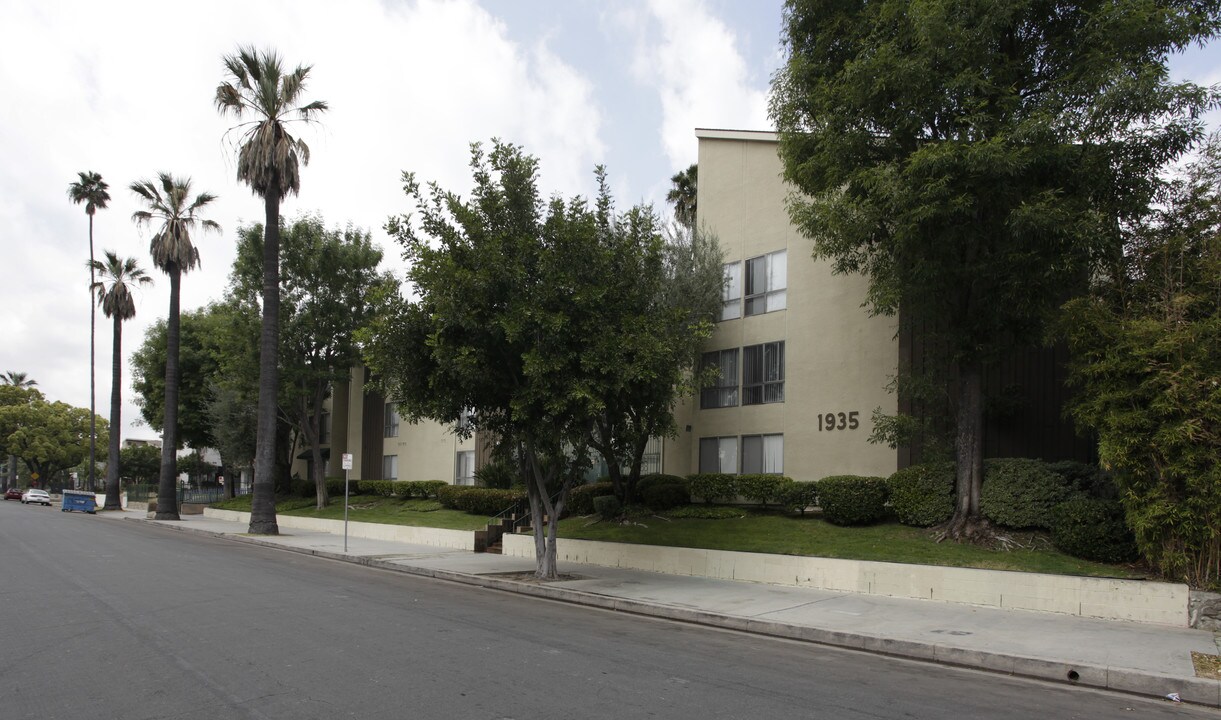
[557,509,1143,579]
[210,494,490,531]
[209,495,1140,578]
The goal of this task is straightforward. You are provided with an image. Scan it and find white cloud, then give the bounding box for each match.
[0,0,605,443]
[629,0,771,170]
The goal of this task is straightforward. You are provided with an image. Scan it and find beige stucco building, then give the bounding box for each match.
[296,128,901,486]
[660,129,899,482]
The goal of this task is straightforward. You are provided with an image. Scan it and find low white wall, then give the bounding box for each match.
[204,508,474,550]
[501,535,1189,627]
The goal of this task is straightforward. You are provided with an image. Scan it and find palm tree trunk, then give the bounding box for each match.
[155,266,182,521]
[89,213,97,491]
[104,315,123,511]
[249,192,281,535]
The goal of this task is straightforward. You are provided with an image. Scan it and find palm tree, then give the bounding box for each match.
[89,252,153,511]
[216,46,327,535]
[1,371,37,490]
[68,171,111,490]
[666,163,698,229]
[130,173,219,521]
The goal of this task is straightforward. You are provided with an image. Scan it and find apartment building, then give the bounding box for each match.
[297,128,1087,485]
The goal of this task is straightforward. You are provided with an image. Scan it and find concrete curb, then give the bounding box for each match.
[127,517,1220,708]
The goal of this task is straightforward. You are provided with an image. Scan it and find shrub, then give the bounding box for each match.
[325,477,347,498]
[635,473,686,495]
[816,475,888,526]
[567,482,614,515]
[642,483,690,511]
[475,460,517,489]
[394,480,447,498]
[436,486,525,515]
[737,475,794,506]
[592,494,622,519]
[1050,496,1139,564]
[981,458,1072,530]
[687,473,737,504]
[665,505,751,520]
[1046,461,1119,500]
[887,463,955,527]
[779,482,819,516]
[356,480,396,497]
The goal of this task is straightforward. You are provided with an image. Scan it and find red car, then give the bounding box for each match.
[4,488,22,501]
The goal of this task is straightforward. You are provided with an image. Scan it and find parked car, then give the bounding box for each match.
[4,488,22,501]
[21,489,51,506]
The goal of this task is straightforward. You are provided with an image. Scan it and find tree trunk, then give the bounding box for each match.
[155,266,182,521]
[943,361,988,541]
[103,316,123,510]
[249,192,282,535]
[626,435,649,504]
[89,213,96,492]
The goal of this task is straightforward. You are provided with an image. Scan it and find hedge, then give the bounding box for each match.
[738,475,795,506]
[687,473,737,504]
[1050,496,1139,563]
[779,482,818,516]
[980,458,1072,530]
[568,482,615,515]
[592,495,622,519]
[435,486,525,516]
[641,483,690,511]
[887,463,955,527]
[816,475,888,526]
[635,473,687,495]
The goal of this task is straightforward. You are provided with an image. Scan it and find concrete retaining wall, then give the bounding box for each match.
[203,508,474,550]
[501,535,1189,627]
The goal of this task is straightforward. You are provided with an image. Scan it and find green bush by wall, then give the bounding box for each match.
[887,463,955,527]
[816,475,888,526]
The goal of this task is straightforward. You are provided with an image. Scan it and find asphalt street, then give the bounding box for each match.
[0,500,1215,720]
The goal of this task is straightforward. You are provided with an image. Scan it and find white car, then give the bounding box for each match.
[21,489,51,506]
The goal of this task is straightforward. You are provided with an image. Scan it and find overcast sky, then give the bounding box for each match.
[0,0,1217,445]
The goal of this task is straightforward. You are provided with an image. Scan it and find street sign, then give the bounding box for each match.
[341,453,353,470]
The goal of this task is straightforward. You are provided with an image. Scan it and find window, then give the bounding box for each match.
[720,262,741,321]
[382,454,398,480]
[455,451,475,486]
[741,434,783,474]
[318,411,331,444]
[698,437,738,474]
[742,341,785,405]
[700,349,739,409]
[640,436,662,475]
[384,402,400,438]
[457,407,473,433]
[745,250,786,316]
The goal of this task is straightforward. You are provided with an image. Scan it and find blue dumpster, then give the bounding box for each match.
[61,490,97,514]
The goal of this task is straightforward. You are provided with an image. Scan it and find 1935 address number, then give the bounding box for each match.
[818,411,860,431]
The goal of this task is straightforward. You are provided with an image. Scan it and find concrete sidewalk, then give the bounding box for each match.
[103,510,1221,707]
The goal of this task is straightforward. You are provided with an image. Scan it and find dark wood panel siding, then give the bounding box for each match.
[361,384,385,480]
[897,314,1096,469]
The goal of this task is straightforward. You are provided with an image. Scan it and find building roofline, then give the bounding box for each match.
[694,128,779,142]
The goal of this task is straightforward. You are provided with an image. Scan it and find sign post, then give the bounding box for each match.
[341,453,354,552]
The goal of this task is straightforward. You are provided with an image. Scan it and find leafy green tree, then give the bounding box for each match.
[89,251,153,509]
[586,219,722,503]
[0,399,105,488]
[769,0,1220,541]
[666,163,698,229]
[1061,137,1221,588]
[118,444,161,485]
[1,373,38,489]
[216,46,328,535]
[68,171,111,493]
[130,304,241,451]
[229,216,393,508]
[131,173,220,520]
[366,141,673,579]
